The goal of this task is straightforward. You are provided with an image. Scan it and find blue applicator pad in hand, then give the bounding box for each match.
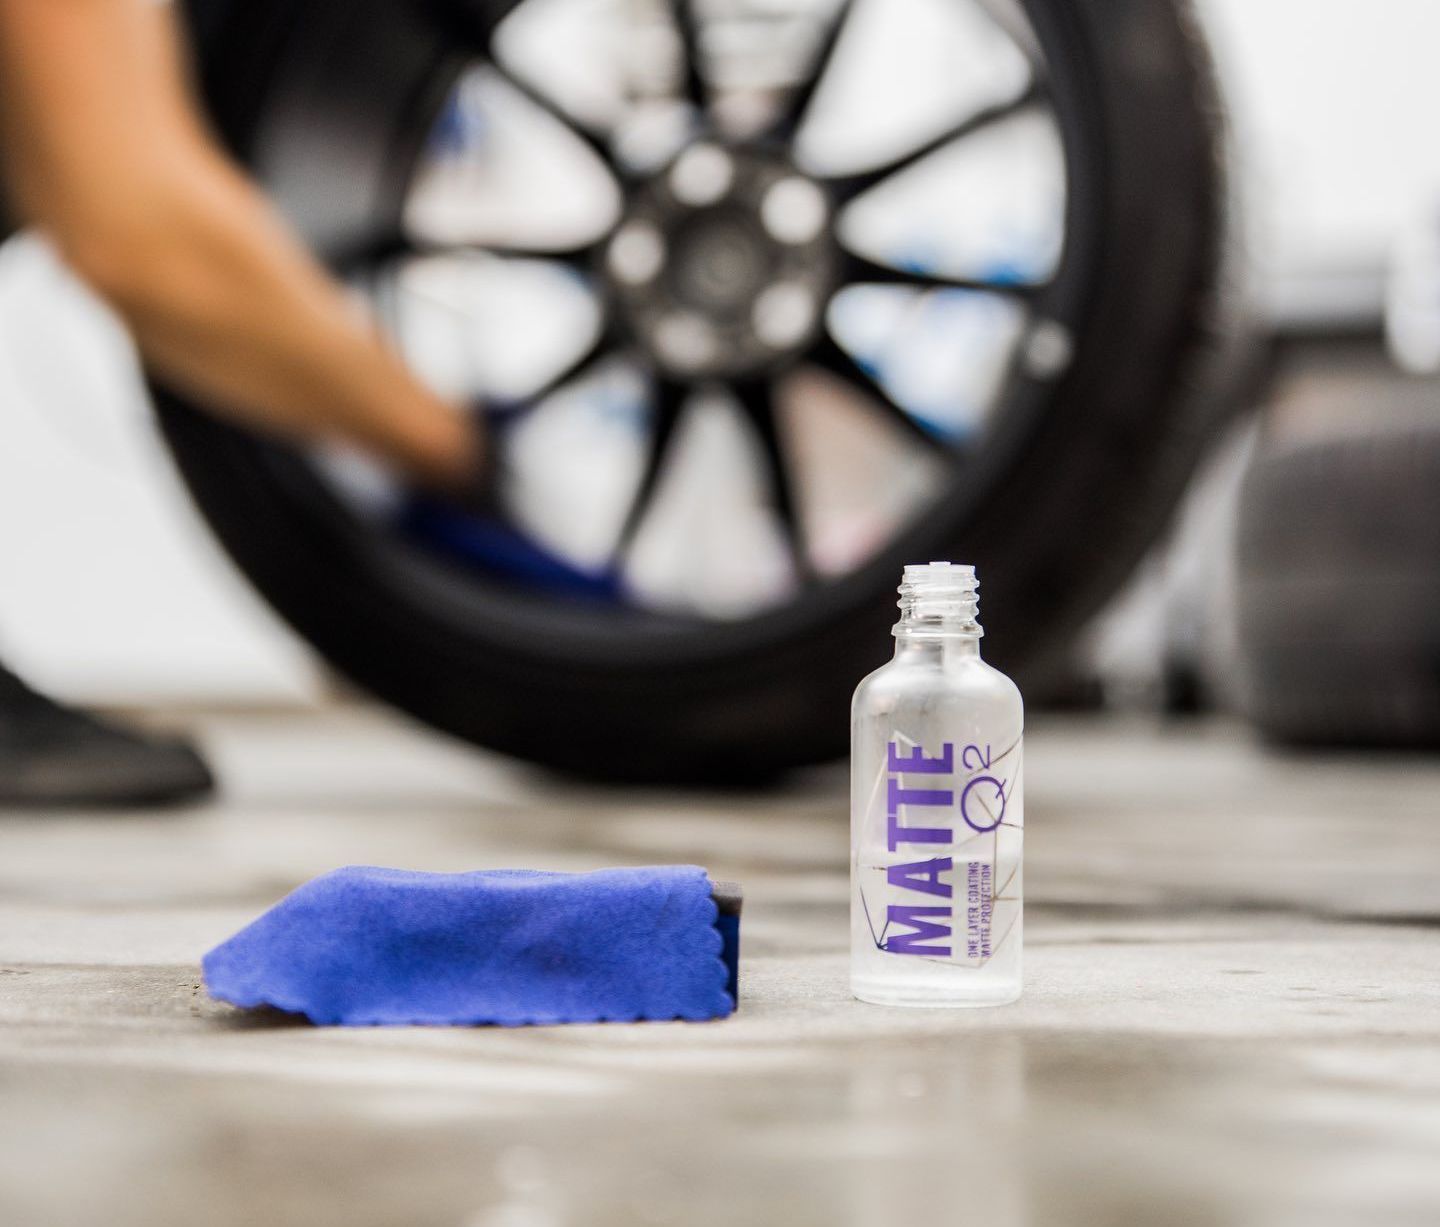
[398,495,624,602]
[203,865,740,1026]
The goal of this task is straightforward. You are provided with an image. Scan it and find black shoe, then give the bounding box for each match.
[0,669,215,808]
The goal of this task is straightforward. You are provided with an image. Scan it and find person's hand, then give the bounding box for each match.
[420,403,513,521]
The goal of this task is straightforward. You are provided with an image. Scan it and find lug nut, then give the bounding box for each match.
[761,177,829,246]
[754,282,817,349]
[654,311,719,371]
[669,144,735,208]
[608,221,667,286]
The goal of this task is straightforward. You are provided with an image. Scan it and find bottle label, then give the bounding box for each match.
[857,735,1022,968]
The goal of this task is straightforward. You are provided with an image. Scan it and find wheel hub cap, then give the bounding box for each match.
[605,143,836,379]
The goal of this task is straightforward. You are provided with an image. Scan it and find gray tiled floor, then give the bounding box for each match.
[2,708,1438,1226]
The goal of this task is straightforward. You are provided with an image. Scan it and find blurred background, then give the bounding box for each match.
[3,0,1440,769]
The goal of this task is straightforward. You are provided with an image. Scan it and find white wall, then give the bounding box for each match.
[1200,0,1440,322]
[0,237,322,706]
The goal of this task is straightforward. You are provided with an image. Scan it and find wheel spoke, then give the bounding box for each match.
[732,378,814,582]
[613,376,689,560]
[805,333,957,454]
[355,236,617,412]
[769,0,859,140]
[341,230,607,277]
[841,252,1042,299]
[488,62,614,167]
[827,84,1044,203]
[667,0,711,113]
[523,322,620,406]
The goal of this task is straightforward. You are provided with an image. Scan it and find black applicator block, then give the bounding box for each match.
[710,880,743,1007]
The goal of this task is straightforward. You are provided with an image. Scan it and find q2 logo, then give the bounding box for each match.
[959,743,1008,833]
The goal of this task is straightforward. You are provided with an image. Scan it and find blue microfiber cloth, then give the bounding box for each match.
[203,865,737,1026]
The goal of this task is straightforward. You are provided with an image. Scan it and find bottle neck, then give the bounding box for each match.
[892,631,982,664]
[891,561,983,662]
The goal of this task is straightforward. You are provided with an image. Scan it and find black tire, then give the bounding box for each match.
[162,0,1238,781]
[1236,346,1440,748]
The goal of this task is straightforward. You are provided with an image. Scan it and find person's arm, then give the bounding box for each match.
[0,0,477,486]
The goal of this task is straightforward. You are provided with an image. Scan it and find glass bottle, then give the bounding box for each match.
[851,562,1024,1007]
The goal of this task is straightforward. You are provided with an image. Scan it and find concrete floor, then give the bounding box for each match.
[2,707,1438,1227]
